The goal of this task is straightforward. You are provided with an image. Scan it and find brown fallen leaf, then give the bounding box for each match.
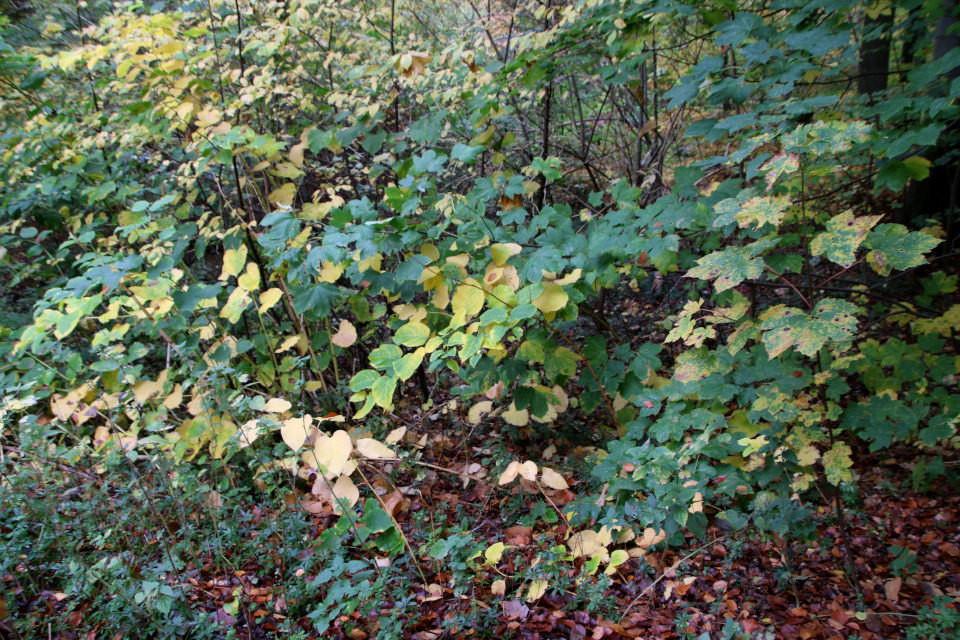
[502,600,529,620]
[382,489,409,519]
[505,525,532,545]
[885,576,902,602]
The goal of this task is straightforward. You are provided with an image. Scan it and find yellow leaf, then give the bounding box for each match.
[331,320,358,348]
[489,243,520,266]
[468,400,493,424]
[532,282,568,314]
[238,262,260,291]
[485,542,509,564]
[310,429,353,477]
[498,461,520,485]
[219,245,248,280]
[637,528,666,549]
[526,580,548,602]
[280,414,313,451]
[258,288,283,314]
[385,426,406,444]
[355,438,396,460]
[553,269,582,286]
[330,474,359,513]
[268,183,296,207]
[162,384,183,409]
[397,51,431,77]
[318,260,345,283]
[263,398,292,413]
[567,530,608,559]
[689,491,704,513]
[289,143,305,168]
[275,335,300,353]
[220,287,251,323]
[451,279,485,318]
[470,125,495,147]
[520,460,537,482]
[491,579,506,596]
[797,445,820,466]
[540,467,568,490]
[605,549,629,575]
[502,404,529,426]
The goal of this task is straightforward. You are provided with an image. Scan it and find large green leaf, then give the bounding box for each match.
[864,224,941,275]
[759,298,858,358]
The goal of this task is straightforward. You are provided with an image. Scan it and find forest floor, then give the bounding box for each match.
[8,430,956,640]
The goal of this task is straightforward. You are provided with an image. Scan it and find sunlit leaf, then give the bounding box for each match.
[219,246,247,281]
[263,398,292,413]
[355,438,397,460]
[331,320,357,348]
[540,467,568,490]
[280,414,313,451]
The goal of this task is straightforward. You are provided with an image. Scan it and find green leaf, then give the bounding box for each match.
[478,308,508,326]
[350,369,380,392]
[371,375,398,408]
[307,129,335,153]
[451,143,484,164]
[865,224,942,276]
[519,340,545,363]
[544,347,578,380]
[759,298,858,358]
[369,344,403,371]
[360,130,387,155]
[290,283,341,318]
[360,499,395,535]
[529,156,563,182]
[172,284,222,314]
[718,509,747,531]
[393,350,424,382]
[394,322,430,347]
[810,211,882,267]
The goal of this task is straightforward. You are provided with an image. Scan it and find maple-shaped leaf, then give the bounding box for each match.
[723,319,759,355]
[760,299,858,358]
[761,152,799,191]
[673,347,720,383]
[810,210,883,267]
[687,238,778,292]
[864,224,942,275]
[714,192,790,229]
[807,120,872,154]
[822,441,853,485]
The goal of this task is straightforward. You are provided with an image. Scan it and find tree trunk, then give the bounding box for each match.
[935,0,960,82]
[858,9,894,95]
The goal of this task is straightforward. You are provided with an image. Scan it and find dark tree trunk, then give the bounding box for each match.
[858,9,895,95]
[935,0,960,82]
[901,8,921,67]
